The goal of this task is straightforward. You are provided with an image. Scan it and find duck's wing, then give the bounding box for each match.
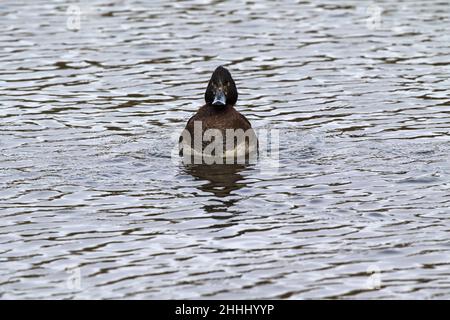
[179,112,203,149]
[185,114,194,130]
[184,111,202,133]
[237,112,252,128]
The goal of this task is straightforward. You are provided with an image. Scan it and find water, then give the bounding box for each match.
[1,0,450,299]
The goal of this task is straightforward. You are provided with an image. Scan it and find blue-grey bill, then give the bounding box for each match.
[212,91,226,106]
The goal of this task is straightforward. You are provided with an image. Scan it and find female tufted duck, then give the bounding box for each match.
[180,66,257,163]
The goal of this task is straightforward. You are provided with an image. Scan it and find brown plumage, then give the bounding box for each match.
[185,104,252,137]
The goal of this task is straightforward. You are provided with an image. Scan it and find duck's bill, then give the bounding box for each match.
[212,91,226,106]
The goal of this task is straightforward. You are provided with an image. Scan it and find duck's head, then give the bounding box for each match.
[205,66,238,107]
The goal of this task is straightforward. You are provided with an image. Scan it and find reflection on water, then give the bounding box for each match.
[183,164,249,213]
[184,164,248,198]
[1,0,450,299]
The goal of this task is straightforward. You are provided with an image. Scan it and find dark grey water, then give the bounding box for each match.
[1,0,450,299]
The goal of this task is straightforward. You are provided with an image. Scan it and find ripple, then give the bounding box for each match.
[1,0,450,300]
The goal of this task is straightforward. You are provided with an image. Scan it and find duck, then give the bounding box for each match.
[179,66,257,164]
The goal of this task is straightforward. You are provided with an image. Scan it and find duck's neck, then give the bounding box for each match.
[205,104,233,113]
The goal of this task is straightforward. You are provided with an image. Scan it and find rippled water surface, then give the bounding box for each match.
[1,0,450,299]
